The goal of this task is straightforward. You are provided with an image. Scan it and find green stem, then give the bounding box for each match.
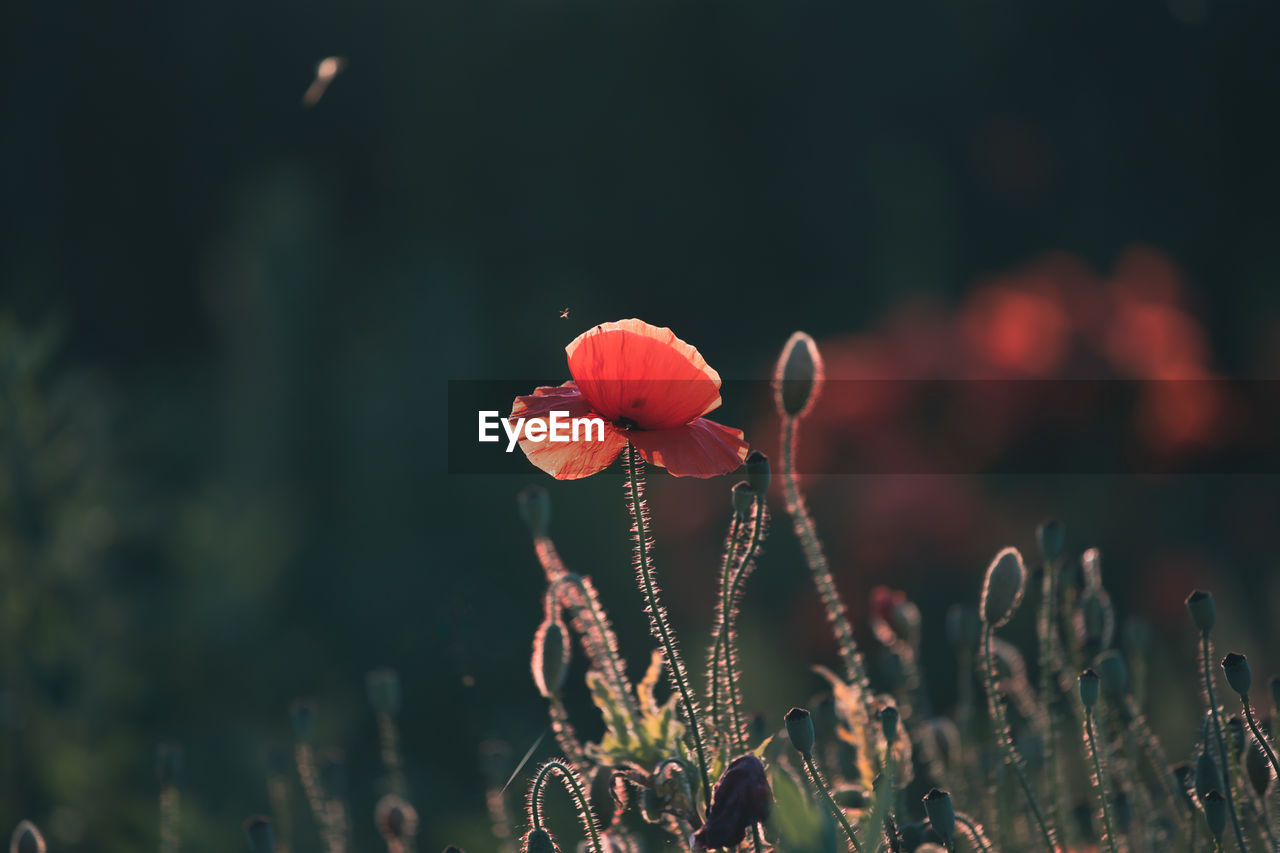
[1200,633,1249,853]
[802,753,864,853]
[722,497,766,752]
[1241,702,1280,786]
[982,625,1057,853]
[709,514,743,746]
[1037,558,1066,843]
[955,812,996,853]
[623,443,713,810]
[529,759,604,853]
[1083,708,1119,853]
[552,574,638,719]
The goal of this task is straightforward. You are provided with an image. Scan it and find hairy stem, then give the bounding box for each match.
[624,443,713,810]
[1241,702,1280,789]
[708,513,743,746]
[1200,633,1249,852]
[801,753,864,853]
[1037,558,1066,843]
[955,812,996,853]
[529,759,603,853]
[723,497,767,752]
[1083,708,1119,853]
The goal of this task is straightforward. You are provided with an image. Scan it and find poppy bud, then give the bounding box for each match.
[785,707,815,756]
[1079,669,1100,708]
[980,547,1026,628]
[691,755,771,851]
[731,481,754,518]
[366,667,402,717]
[1202,790,1226,843]
[156,741,183,786]
[1036,519,1066,564]
[1081,548,1103,590]
[1246,723,1273,797]
[375,794,419,844]
[290,698,316,741]
[879,705,900,744]
[946,604,980,650]
[749,713,768,747]
[242,816,275,853]
[922,788,955,844]
[745,451,770,496]
[517,485,552,538]
[1195,751,1222,800]
[1185,590,1215,633]
[523,828,559,853]
[1221,652,1251,696]
[1093,651,1128,700]
[9,821,45,853]
[532,617,570,698]
[774,332,824,418]
[1080,594,1106,643]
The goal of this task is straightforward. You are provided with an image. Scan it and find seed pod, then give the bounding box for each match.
[1221,652,1251,696]
[1035,519,1066,564]
[1195,751,1223,800]
[1079,669,1100,708]
[785,707,815,756]
[745,451,770,496]
[523,828,559,853]
[1185,590,1215,633]
[731,481,754,518]
[532,616,570,698]
[242,816,275,853]
[9,821,45,853]
[1245,722,1273,796]
[879,705,900,745]
[922,788,955,844]
[1202,790,1227,843]
[980,547,1026,628]
[517,485,552,538]
[774,332,824,418]
[366,667,402,716]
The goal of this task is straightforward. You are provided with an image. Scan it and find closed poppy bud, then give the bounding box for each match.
[156,741,183,786]
[785,707,815,756]
[1093,651,1128,700]
[922,788,955,843]
[532,616,570,698]
[1036,519,1066,564]
[731,481,754,518]
[946,604,980,650]
[1221,652,1251,696]
[290,698,316,741]
[745,451,770,496]
[690,755,771,851]
[375,794,419,844]
[1195,751,1222,800]
[9,821,45,853]
[774,332,824,418]
[366,667,402,717]
[1079,668,1100,708]
[1081,594,1106,643]
[1185,590,1215,633]
[1246,723,1273,797]
[517,485,552,538]
[1203,790,1227,843]
[981,547,1026,628]
[523,828,558,853]
[242,816,275,853]
[879,705,900,744]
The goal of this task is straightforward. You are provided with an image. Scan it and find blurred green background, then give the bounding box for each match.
[3,0,1280,850]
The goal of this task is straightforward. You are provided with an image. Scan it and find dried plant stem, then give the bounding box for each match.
[529,759,603,853]
[1199,633,1249,853]
[801,753,864,853]
[982,625,1057,853]
[955,811,996,853]
[623,443,713,810]
[780,416,871,699]
[1083,707,1120,853]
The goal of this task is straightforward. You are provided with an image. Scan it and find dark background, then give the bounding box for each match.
[3,1,1279,851]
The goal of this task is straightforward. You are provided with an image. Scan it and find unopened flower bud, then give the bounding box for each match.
[1093,651,1128,700]
[1036,519,1066,564]
[922,788,955,843]
[785,707,815,756]
[156,741,184,786]
[9,821,45,853]
[1081,594,1106,643]
[1185,590,1215,633]
[242,816,275,853]
[1203,790,1226,843]
[879,705,900,744]
[366,667,402,717]
[1246,724,1273,797]
[290,698,316,741]
[517,485,552,538]
[691,755,771,851]
[1221,652,1251,696]
[532,617,571,698]
[774,332,823,418]
[375,795,419,844]
[1195,751,1222,800]
[1079,669,1100,708]
[523,828,558,853]
[981,548,1026,628]
[731,481,754,518]
[745,451,770,496]
[1081,548,1103,590]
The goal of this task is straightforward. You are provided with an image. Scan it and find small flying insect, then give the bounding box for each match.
[559,307,570,319]
[302,56,346,108]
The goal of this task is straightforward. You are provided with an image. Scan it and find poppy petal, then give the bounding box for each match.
[627,417,748,478]
[566,319,723,430]
[510,383,626,480]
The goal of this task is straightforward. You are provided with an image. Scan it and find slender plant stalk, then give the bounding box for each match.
[159,783,180,853]
[801,753,865,853]
[982,625,1057,853]
[529,759,604,853]
[708,513,744,745]
[1083,707,1120,853]
[1199,633,1249,852]
[1241,703,1280,786]
[296,743,334,853]
[547,696,587,767]
[545,570,638,719]
[1037,558,1067,842]
[623,442,713,809]
[722,497,767,752]
[1123,696,1189,833]
[955,811,996,853]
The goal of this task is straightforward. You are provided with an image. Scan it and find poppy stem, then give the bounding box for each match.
[1240,701,1280,789]
[528,759,604,853]
[800,752,864,853]
[623,442,714,812]
[1036,555,1067,846]
[549,574,639,721]
[708,513,743,748]
[1083,706,1120,853]
[721,496,767,754]
[954,811,995,853]
[1198,632,1249,853]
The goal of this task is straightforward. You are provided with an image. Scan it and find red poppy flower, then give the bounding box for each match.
[509,319,749,479]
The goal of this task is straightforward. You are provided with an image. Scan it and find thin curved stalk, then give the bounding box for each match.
[1241,702,1280,788]
[1200,633,1249,852]
[1083,708,1119,853]
[801,753,864,853]
[528,759,603,853]
[955,812,996,853]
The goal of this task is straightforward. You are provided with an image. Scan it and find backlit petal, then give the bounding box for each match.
[566,319,722,430]
[627,417,748,478]
[510,383,626,480]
